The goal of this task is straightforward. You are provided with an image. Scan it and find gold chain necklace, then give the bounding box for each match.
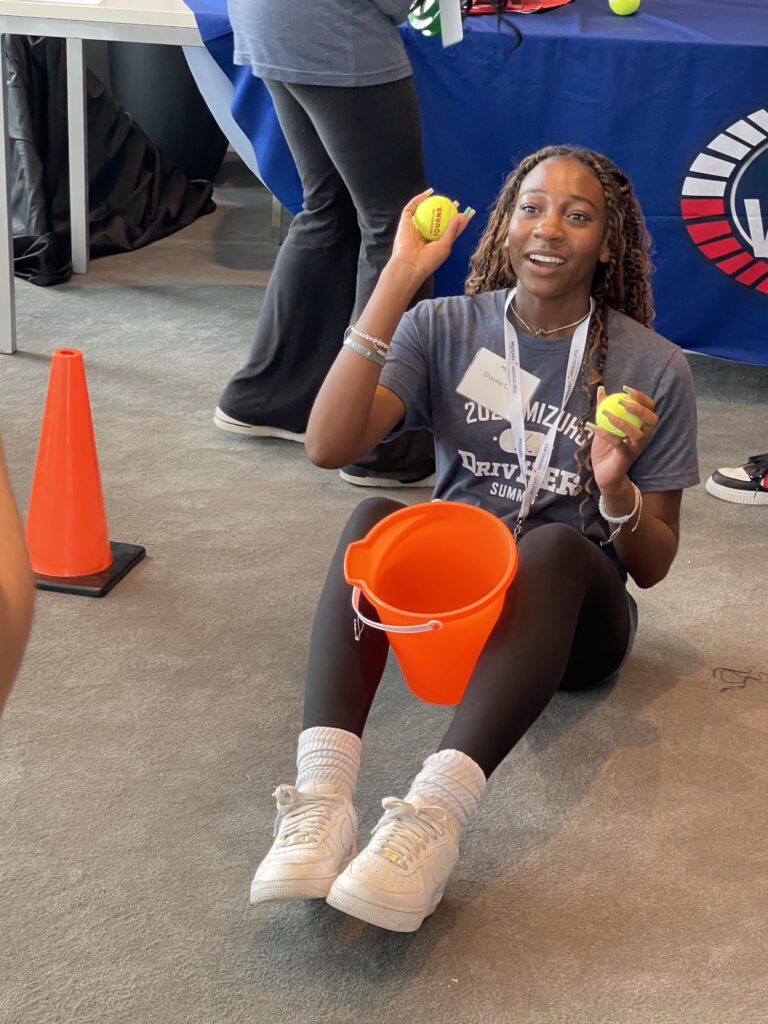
[511,304,590,338]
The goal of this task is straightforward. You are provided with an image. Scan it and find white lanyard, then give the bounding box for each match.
[503,288,593,538]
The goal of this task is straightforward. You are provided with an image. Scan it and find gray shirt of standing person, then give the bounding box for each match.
[229,1,415,86]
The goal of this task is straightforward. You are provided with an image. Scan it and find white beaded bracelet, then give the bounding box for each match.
[349,323,390,358]
[342,331,386,368]
[598,481,643,544]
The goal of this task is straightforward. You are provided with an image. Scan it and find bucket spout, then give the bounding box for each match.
[343,537,372,590]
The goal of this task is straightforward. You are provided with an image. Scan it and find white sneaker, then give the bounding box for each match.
[326,795,459,932]
[213,407,306,443]
[249,783,357,904]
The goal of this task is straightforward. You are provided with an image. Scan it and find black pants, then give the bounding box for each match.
[218,77,435,478]
[303,499,633,778]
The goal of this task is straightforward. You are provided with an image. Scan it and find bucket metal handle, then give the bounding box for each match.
[351,587,444,637]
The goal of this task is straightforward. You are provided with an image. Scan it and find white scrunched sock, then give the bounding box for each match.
[404,749,487,827]
[295,726,362,800]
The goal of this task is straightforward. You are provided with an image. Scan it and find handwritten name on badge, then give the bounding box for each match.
[456,348,540,421]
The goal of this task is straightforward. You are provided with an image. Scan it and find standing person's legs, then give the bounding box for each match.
[327,524,632,931]
[217,78,435,483]
[285,77,435,485]
[286,79,431,318]
[216,79,360,437]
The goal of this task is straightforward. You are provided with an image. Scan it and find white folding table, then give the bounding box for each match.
[0,0,207,355]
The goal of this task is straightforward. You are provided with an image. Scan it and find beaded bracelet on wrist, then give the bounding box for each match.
[349,323,390,358]
[598,481,643,544]
[342,332,386,368]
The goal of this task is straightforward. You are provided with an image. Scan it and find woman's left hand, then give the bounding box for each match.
[588,385,659,493]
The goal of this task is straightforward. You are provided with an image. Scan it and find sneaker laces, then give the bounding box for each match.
[271,784,341,849]
[745,453,768,486]
[369,798,450,868]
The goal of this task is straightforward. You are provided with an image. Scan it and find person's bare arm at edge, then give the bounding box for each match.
[0,438,35,714]
[306,191,475,469]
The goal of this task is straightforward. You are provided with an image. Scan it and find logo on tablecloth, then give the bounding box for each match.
[681,108,768,295]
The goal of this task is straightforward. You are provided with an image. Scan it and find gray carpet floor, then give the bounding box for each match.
[1,155,766,1024]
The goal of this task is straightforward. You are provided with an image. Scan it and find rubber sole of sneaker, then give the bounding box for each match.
[326,883,444,932]
[213,407,306,443]
[338,470,436,490]
[249,877,337,904]
[705,477,768,505]
[249,848,358,905]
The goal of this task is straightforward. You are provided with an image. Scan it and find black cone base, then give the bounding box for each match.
[34,542,146,597]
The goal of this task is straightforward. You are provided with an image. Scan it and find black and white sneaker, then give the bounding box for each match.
[705,453,768,505]
[213,407,306,443]
[339,466,436,489]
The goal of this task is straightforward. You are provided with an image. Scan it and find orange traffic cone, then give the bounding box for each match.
[26,348,145,596]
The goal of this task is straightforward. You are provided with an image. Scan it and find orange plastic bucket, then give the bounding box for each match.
[344,501,518,705]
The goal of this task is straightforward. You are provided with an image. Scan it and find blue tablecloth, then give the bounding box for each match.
[187,0,768,365]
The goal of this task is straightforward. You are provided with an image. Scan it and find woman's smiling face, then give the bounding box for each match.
[506,157,611,304]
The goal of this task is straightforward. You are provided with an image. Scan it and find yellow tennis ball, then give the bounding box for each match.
[609,0,640,15]
[413,195,456,241]
[596,392,643,438]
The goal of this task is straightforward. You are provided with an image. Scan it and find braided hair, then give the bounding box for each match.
[465,145,655,521]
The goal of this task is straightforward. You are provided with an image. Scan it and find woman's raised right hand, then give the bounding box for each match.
[389,189,475,283]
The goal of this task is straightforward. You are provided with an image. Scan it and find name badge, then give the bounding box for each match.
[456,347,540,420]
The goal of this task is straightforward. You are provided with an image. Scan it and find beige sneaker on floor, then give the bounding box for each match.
[326,795,459,932]
[250,783,357,904]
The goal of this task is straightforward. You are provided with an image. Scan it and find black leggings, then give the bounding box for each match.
[303,499,632,778]
[218,78,434,479]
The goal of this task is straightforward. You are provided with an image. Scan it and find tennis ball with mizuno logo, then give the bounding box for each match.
[413,195,457,241]
[595,392,643,438]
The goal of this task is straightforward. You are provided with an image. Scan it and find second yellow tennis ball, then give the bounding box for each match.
[413,195,456,241]
[609,0,640,15]
[596,392,643,438]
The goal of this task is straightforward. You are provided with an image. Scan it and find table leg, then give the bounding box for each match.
[66,38,88,275]
[0,37,17,355]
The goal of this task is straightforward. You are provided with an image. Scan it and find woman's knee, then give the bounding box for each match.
[517,522,595,574]
[290,196,359,247]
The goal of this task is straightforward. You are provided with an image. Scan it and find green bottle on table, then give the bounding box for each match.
[409,0,442,37]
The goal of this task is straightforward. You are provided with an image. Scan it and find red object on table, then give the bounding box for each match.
[466,0,572,13]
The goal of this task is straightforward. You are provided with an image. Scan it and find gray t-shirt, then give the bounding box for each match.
[228,1,413,87]
[380,289,700,572]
